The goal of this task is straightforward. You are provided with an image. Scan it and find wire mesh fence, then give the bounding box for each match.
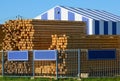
[57,49,80,78]
[0,49,120,79]
[80,49,120,78]
[0,51,2,75]
[2,51,33,77]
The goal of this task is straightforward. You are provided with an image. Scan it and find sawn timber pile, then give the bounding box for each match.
[1,19,85,76]
[2,19,86,51]
[0,24,4,50]
[48,34,120,75]
[49,35,120,49]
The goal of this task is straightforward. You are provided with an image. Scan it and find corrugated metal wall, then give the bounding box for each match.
[35,6,120,35]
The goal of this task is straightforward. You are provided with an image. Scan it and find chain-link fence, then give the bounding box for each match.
[0,51,2,75]
[2,51,33,77]
[80,49,120,78]
[57,49,80,78]
[0,49,120,79]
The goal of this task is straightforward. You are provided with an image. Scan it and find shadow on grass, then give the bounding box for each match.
[1,77,120,81]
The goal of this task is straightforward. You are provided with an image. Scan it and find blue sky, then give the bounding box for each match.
[0,0,120,24]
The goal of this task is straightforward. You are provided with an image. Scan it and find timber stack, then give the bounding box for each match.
[2,19,86,51]
[3,51,33,75]
[49,34,120,49]
[0,24,4,50]
[49,34,120,76]
[48,34,68,50]
[2,19,86,76]
[0,24,4,74]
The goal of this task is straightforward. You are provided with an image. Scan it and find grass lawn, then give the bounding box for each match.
[1,77,120,81]
[0,77,75,81]
[82,78,120,81]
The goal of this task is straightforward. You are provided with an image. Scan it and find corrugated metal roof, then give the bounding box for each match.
[59,6,120,21]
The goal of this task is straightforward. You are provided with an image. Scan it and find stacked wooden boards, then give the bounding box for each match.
[0,52,2,75]
[3,51,33,76]
[0,24,3,75]
[1,19,86,76]
[0,24,4,50]
[80,49,120,77]
[2,19,120,77]
[49,35,120,49]
[35,61,56,76]
[2,19,86,51]
[48,34,120,76]
[49,34,68,50]
[49,35,78,75]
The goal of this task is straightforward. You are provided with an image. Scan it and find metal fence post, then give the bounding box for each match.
[2,50,4,76]
[56,50,58,79]
[78,49,80,78]
[32,50,35,77]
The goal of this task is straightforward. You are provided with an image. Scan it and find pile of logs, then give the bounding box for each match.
[49,35,120,49]
[0,24,3,74]
[1,19,120,76]
[2,19,86,51]
[0,24,4,50]
[3,51,33,75]
[80,49,120,74]
[1,19,86,76]
[49,34,68,50]
[0,52,2,74]
[35,61,56,76]
[48,34,78,75]
[4,61,32,74]
[47,34,120,76]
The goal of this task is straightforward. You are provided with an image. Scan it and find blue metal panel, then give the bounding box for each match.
[88,49,116,60]
[41,13,48,20]
[95,20,99,35]
[117,22,120,34]
[34,50,57,61]
[68,11,75,20]
[82,17,89,34]
[104,21,108,35]
[112,22,117,35]
[8,51,28,61]
[54,7,61,20]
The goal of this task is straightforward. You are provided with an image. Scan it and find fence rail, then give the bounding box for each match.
[0,49,120,79]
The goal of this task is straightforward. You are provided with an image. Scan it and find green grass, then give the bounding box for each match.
[0,77,77,81]
[1,77,120,81]
[82,78,120,81]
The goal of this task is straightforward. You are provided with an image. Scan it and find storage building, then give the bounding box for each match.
[35,5,120,35]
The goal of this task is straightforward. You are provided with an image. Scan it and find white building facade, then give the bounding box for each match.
[35,6,120,35]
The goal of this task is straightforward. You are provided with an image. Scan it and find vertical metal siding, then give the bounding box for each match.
[54,7,61,20]
[68,12,75,20]
[108,21,112,35]
[104,21,108,35]
[61,8,68,20]
[75,13,82,21]
[37,6,120,35]
[82,17,89,34]
[117,22,120,34]
[89,19,93,35]
[41,13,48,20]
[112,22,117,35]
[99,20,104,35]
[92,20,95,34]
[48,9,54,20]
[95,20,100,35]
